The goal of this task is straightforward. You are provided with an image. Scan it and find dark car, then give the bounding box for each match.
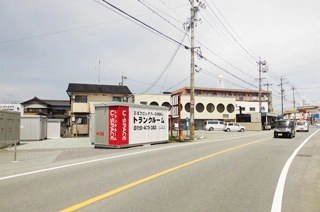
[274,119,295,138]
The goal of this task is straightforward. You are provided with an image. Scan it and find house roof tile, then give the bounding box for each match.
[66,83,132,95]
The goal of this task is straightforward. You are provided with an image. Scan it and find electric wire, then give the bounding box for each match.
[0,20,125,45]
[143,32,188,93]
[204,0,259,60]
[200,4,257,65]
[197,40,255,80]
[197,66,253,90]
[199,13,257,65]
[96,0,189,49]
[199,54,258,89]
[135,0,263,91]
[138,0,186,34]
[95,0,308,108]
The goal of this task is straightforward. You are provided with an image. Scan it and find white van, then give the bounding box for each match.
[203,120,225,131]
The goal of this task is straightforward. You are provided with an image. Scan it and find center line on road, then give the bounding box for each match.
[60,138,268,212]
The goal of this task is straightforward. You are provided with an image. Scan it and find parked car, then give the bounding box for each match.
[274,119,295,138]
[295,120,309,132]
[223,122,245,132]
[203,120,225,131]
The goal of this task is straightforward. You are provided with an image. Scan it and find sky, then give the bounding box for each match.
[1,0,319,113]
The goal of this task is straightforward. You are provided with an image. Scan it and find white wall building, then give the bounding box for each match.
[0,103,23,114]
[133,87,271,129]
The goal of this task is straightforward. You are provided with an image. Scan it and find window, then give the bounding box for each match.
[113,97,122,102]
[196,103,204,113]
[185,103,190,112]
[75,95,87,103]
[206,103,215,113]
[75,117,88,125]
[250,107,256,112]
[217,103,225,113]
[226,104,235,113]
[140,101,147,105]
[162,102,171,108]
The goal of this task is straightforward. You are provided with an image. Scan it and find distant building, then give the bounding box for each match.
[0,103,23,114]
[20,97,70,137]
[21,96,70,119]
[66,83,132,136]
[134,87,272,129]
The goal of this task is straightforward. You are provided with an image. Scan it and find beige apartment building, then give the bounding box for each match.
[66,83,132,136]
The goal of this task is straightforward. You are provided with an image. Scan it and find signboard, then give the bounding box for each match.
[130,107,167,144]
[108,106,129,145]
[170,94,180,117]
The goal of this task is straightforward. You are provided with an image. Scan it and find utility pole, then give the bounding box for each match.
[292,86,296,108]
[257,58,267,113]
[189,0,196,140]
[279,77,286,116]
[292,86,296,120]
[264,82,272,112]
[98,60,101,84]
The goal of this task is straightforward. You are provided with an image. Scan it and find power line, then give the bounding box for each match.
[0,20,124,45]
[196,66,254,89]
[143,32,188,93]
[95,0,189,49]
[199,3,257,65]
[138,0,185,33]
[198,54,258,89]
[204,0,259,60]
[197,40,255,80]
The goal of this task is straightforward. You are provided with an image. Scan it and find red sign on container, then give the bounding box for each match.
[108,106,129,145]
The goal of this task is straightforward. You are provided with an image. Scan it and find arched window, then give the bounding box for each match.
[185,103,190,112]
[227,104,235,113]
[161,102,171,108]
[206,103,215,113]
[217,103,225,113]
[196,103,204,113]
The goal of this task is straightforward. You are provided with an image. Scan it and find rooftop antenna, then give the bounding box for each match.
[98,60,101,84]
[217,75,224,88]
[119,73,127,85]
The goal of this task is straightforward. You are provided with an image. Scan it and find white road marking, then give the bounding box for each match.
[0,132,265,181]
[0,145,179,181]
[271,129,320,212]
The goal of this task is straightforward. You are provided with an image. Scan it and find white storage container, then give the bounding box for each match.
[94,103,169,148]
[47,119,63,138]
[20,115,47,141]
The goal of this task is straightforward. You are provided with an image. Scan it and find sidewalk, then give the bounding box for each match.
[11,137,92,150]
[0,137,94,178]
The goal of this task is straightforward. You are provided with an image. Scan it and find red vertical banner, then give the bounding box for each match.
[108,106,118,145]
[119,106,129,145]
[108,106,129,145]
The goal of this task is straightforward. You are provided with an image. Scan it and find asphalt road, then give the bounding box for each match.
[0,128,319,212]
